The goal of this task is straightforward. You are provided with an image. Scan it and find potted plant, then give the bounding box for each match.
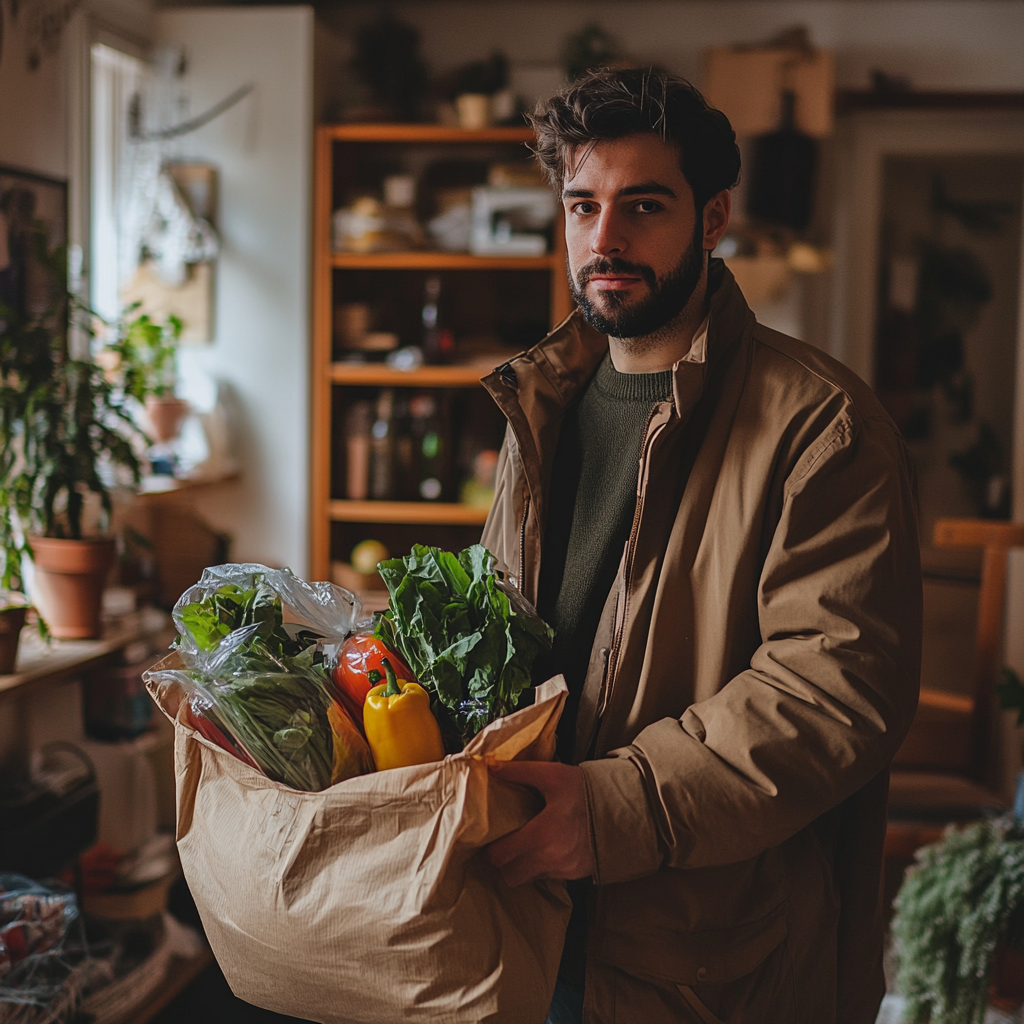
[1,294,146,639]
[95,304,186,444]
[891,814,1024,1023]
[0,591,29,674]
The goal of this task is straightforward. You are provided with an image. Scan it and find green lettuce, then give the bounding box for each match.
[373,544,553,743]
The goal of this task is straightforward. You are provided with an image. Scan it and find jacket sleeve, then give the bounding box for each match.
[580,412,922,884]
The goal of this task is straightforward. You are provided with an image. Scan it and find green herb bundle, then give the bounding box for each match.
[373,544,554,744]
[892,816,1024,1024]
[173,576,336,791]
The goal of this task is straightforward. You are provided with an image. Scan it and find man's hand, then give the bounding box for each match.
[485,760,595,887]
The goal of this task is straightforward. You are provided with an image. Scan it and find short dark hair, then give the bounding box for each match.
[528,68,741,212]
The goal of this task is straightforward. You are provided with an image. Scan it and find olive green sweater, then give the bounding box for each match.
[536,352,675,763]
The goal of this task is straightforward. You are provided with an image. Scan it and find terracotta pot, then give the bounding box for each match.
[29,537,116,640]
[0,605,27,673]
[144,396,189,443]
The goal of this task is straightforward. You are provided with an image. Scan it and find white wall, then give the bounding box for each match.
[0,11,70,177]
[325,1,1024,97]
[0,0,156,177]
[157,6,313,575]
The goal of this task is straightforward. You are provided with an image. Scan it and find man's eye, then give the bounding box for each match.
[573,202,595,215]
[635,200,661,213]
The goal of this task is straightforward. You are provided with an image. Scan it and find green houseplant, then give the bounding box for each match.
[892,814,1024,1024]
[1,284,148,638]
[96,305,187,443]
[891,671,1024,1021]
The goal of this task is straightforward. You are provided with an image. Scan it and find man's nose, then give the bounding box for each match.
[591,211,627,257]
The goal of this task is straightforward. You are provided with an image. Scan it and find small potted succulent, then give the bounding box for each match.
[1,293,146,639]
[95,304,186,444]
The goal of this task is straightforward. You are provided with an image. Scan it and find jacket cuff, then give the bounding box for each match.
[580,752,661,885]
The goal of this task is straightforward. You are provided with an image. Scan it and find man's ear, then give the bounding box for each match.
[702,190,731,251]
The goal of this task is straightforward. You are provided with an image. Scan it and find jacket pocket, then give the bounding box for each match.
[595,848,791,984]
[600,895,788,988]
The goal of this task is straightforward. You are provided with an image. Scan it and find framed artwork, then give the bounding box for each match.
[0,165,68,324]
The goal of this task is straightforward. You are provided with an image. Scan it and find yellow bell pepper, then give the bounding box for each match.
[363,657,446,771]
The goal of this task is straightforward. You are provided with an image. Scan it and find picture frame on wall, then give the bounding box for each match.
[0,165,68,327]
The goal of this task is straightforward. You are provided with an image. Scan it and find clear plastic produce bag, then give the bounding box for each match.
[0,875,96,1024]
[146,564,366,792]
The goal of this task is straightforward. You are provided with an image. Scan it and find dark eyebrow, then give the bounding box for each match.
[618,182,677,199]
[561,182,678,200]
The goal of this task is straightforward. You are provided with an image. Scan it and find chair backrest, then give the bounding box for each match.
[931,518,1024,782]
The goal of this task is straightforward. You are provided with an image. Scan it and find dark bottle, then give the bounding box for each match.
[392,393,416,500]
[369,389,396,500]
[409,393,447,501]
[421,275,455,364]
[344,400,373,500]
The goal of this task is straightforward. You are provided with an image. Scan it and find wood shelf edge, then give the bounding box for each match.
[319,123,535,143]
[330,251,557,270]
[0,617,153,702]
[328,500,490,526]
[136,471,240,498]
[329,363,493,387]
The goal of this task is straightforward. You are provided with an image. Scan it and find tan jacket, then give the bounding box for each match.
[480,265,921,1024]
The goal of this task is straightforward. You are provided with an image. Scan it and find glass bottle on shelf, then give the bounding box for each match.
[409,393,447,501]
[344,400,372,500]
[369,389,396,500]
[421,275,455,365]
[392,393,416,500]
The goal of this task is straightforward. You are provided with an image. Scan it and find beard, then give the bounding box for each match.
[570,224,705,341]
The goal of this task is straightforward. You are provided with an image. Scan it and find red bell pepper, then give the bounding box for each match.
[333,634,415,715]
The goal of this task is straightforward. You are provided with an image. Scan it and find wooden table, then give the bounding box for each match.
[0,613,166,703]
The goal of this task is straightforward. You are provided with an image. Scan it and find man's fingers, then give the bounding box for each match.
[495,851,542,888]
[487,808,548,869]
[486,758,553,791]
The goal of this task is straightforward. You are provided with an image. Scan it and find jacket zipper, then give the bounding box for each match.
[600,406,662,726]
[517,495,530,595]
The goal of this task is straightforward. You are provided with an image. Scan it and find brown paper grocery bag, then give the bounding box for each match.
[147,659,570,1024]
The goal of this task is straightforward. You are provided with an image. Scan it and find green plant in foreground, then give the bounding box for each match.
[892,816,1024,1024]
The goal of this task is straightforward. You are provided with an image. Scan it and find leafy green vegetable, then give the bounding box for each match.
[172,572,336,790]
[198,662,336,792]
[373,544,553,744]
[174,578,298,656]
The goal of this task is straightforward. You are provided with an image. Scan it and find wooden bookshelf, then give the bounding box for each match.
[311,123,570,580]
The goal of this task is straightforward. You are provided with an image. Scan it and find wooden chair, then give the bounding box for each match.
[885,518,1023,858]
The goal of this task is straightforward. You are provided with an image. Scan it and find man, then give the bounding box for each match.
[480,69,922,1024]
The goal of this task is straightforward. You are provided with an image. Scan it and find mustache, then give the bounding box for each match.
[575,258,657,290]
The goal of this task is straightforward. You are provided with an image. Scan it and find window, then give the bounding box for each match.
[90,42,145,321]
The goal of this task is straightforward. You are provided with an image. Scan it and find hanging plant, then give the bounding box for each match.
[892,815,1024,1024]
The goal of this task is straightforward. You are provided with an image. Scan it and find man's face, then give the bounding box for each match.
[562,133,707,339]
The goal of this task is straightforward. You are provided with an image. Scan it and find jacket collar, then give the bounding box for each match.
[482,258,752,424]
